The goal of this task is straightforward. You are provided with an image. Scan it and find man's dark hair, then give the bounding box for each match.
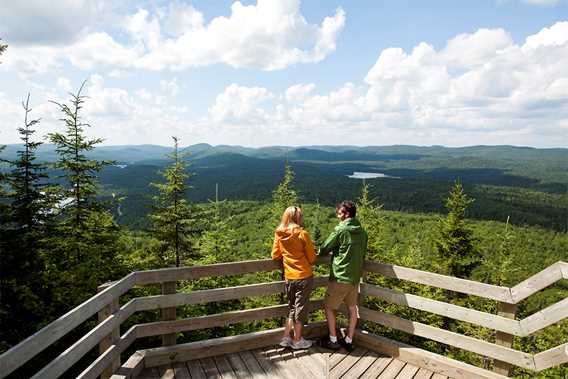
[337,200,356,218]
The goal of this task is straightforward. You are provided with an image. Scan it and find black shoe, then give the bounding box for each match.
[340,338,355,353]
[321,338,341,351]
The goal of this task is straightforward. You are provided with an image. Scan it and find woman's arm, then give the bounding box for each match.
[271,235,282,260]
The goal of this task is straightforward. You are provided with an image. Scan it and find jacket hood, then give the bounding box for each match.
[275,227,302,241]
[337,218,364,234]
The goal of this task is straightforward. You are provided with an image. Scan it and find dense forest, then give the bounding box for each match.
[0,87,567,379]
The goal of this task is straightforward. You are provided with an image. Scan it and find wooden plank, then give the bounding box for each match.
[328,349,349,370]
[161,281,177,346]
[413,368,434,379]
[560,262,568,279]
[0,272,136,378]
[359,306,535,370]
[358,356,393,379]
[201,357,221,379]
[214,355,238,379]
[341,350,381,378]
[290,349,325,378]
[252,348,283,378]
[239,351,267,378]
[98,292,121,379]
[137,367,160,379]
[186,360,206,379]
[361,283,523,336]
[136,301,324,338]
[157,365,175,379]
[534,342,568,371]
[329,348,367,379]
[111,351,146,379]
[355,330,510,379]
[134,256,330,285]
[363,261,513,303]
[78,326,138,379]
[172,362,191,379]
[31,300,137,379]
[510,262,564,303]
[377,359,406,378]
[493,302,517,376]
[264,347,303,379]
[226,353,250,378]
[520,297,568,335]
[431,374,448,379]
[141,322,328,367]
[395,363,420,378]
[135,278,327,312]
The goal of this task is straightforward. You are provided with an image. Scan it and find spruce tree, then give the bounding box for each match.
[0,38,7,61]
[434,180,480,279]
[271,161,298,219]
[149,137,193,267]
[43,83,122,314]
[357,180,385,259]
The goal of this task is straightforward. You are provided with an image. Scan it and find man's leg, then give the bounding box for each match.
[346,305,358,340]
[325,305,337,338]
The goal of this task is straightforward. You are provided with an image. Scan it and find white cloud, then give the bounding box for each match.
[1,0,345,74]
[208,84,274,123]
[285,84,315,102]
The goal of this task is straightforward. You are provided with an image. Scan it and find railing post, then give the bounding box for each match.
[493,302,517,376]
[161,281,177,346]
[97,284,121,379]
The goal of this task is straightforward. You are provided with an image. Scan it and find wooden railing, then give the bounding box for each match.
[0,257,566,378]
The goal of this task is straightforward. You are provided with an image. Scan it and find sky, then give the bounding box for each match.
[0,0,567,148]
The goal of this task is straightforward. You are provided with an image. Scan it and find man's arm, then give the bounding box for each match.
[318,229,340,255]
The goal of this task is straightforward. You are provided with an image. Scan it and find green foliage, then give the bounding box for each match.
[434,180,480,278]
[357,180,385,258]
[149,137,194,267]
[271,161,298,218]
[0,38,6,61]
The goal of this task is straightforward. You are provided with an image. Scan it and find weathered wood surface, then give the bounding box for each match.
[31,299,137,379]
[493,302,517,376]
[111,351,145,379]
[134,277,328,311]
[363,261,513,303]
[160,281,177,346]
[534,342,568,371]
[0,272,136,378]
[359,306,535,370]
[355,330,509,379]
[141,322,328,367]
[361,283,523,336]
[98,291,121,379]
[78,326,137,379]
[520,296,568,335]
[510,262,564,303]
[135,256,330,285]
[136,300,324,338]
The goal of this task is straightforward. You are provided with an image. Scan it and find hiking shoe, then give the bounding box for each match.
[340,338,355,353]
[279,336,292,347]
[321,338,341,351]
[291,338,312,350]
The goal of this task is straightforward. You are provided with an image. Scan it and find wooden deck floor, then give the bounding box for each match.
[137,345,452,379]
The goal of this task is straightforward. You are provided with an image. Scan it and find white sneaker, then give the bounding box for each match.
[279,337,292,347]
[291,338,312,350]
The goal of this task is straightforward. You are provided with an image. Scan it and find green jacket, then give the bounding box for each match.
[318,218,368,284]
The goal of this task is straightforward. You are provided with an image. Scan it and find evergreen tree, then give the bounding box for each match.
[0,38,7,61]
[0,95,52,349]
[198,184,237,263]
[43,83,123,315]
[434,180,480,279]
[271,161,298,219]
[149,137,193,267]
[357,180,385,259]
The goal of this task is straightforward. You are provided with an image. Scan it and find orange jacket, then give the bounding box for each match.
[272,227,317,279]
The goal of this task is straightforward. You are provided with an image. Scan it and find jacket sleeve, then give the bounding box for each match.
[301,230,317,265]
[271,235,282,260]
[318,228,340,255]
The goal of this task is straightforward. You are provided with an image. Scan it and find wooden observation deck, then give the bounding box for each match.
[1,257,567,379]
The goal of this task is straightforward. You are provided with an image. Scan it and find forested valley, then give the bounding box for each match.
[1,88,567,378]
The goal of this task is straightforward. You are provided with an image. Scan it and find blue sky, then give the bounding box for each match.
[1,0,567,147]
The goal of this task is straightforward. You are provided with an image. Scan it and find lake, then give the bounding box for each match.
[347,172,399,179]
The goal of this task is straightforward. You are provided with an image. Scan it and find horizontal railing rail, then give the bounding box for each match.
[0,256,565,378]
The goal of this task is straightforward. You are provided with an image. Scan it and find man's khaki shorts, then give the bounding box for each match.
[324,281,359,310]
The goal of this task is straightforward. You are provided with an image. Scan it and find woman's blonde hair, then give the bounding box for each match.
[277,206,304,231]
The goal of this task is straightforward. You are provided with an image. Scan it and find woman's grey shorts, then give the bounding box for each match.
[285,277,314,323]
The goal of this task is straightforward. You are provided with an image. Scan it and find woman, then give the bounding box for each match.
[272,206,317,349]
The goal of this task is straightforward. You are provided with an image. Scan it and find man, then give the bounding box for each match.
[318,200,368,352]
